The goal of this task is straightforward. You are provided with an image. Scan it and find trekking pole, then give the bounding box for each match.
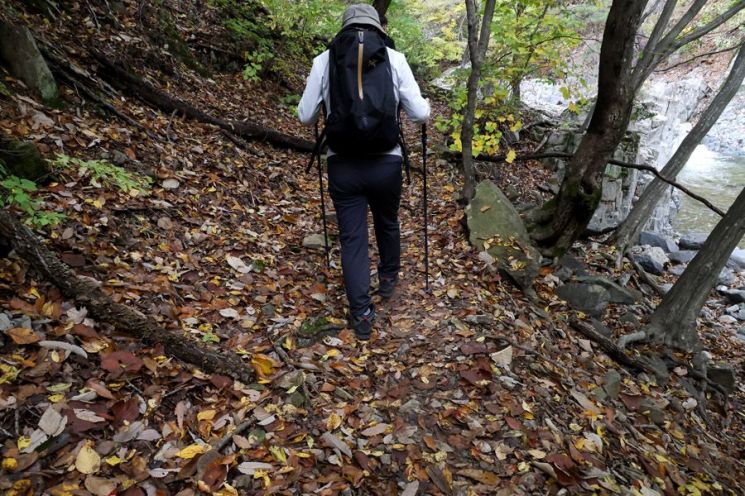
[315,122,331,269]
[422,123,430,292]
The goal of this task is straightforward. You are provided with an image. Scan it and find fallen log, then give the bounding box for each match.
[0,209,255,383]
[92,52,314,153]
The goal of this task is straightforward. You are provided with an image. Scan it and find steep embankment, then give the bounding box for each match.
[0,2,744,495]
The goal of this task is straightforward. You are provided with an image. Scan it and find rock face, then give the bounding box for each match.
[466,180,540,292]
[0,22,58,104]
[556,283,610,317]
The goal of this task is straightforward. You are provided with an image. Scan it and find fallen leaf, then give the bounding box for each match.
[7,327,42,345]
[176,444,208,459]
[75,442,101,474]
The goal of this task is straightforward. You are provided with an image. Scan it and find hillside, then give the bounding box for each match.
[0,1,744,495]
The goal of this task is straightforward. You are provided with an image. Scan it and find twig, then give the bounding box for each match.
[38,340,88,359]
[655,41,745,73]
[213,396,270,452]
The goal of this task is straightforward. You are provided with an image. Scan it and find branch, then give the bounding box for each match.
[454,151,726,217]
[655,41,745,73]
[670,1,745,52]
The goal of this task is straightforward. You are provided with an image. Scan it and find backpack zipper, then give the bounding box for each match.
[357,31,364,100]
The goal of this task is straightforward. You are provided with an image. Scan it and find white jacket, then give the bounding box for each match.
[298,47,430,156]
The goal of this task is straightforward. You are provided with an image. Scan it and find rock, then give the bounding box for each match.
[0,313,12,332]
[302,233,327,250]
[720,288,745,304]
[669,265,686,277]
[111,150,131,166]
[555,254,589,282]
[707,365,736,394]
[718,268,736,287]
[591,318,611,336]
[646,355,670,385]
[679,232,708,250]
[719,315,738,325]
[556,283,610,317]
[660,283,673,294]
[668,250,697,264]
[603,369,622,399]
[619,310,639,326]
[632,246,669,275]
[647,406,666,426]
[738,326,745,336]
[0,22,58,104]
[639,231,678,253]
[0,138,50,181]
[399,399,421,416]
[575,276,641,305]
[466,180,540,294]
[727,248,745,271]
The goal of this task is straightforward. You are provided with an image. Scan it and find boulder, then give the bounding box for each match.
[669,250,697,265]
[556,283,610,317]
[639,231,678,253]
[632,246,669,275]
[707,365,736,394]
[718,288,745,304]
[576,276,641,305]
[679,232,708,250]
[718,268,736,287]
[727,248,745,271]
[0,22,58,104]
[466,180,540,293]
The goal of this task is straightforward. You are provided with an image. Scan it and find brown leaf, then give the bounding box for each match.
[457,468,499,485]
[7,327,42,345]
[101,351,143,379]
[426,465,452,495]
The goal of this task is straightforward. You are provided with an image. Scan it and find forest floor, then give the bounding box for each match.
[1,3,745,496]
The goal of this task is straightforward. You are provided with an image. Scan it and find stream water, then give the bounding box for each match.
[672,145,745,248]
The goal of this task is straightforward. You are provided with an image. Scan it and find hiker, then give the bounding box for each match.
[298,4,430,340]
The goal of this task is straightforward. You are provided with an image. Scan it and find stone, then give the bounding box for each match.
[603,369,622,399]
[738,326,745,336]
[591,318,611,336]
[576,276,641,305]
[727,248,745,271]
[668,250,697,264]
[679,232,708,250]
[707,365,736,394]
[646,355,670,385]
[660,283,673,294]
[718,268,736,287]
[719,315,738,325]
[0,22,58,104]
[466,181,540,294]
[632,246,669,275]
[558,253,589,277]
[556,283,610,317]
[302,233,327,250]
[639,231,678,253]
[619,310,639,326]
[669,265,686,277]
[0,313,12,332]
[399,399,421,416]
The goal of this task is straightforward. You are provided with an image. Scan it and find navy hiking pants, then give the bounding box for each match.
[327,154,403,317]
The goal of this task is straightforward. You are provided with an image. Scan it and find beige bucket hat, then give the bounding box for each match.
[341,3,384,32]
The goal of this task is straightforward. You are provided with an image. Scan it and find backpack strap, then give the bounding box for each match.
[397,106,411,184]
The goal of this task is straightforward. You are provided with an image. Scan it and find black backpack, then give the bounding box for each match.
[325,27,400,155]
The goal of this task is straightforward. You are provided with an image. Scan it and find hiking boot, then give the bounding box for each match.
[350,306,375,341]
[378,275,398,299]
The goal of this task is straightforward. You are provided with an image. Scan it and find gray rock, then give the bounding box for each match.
[603,369,622,399]
[646,355,670,385]
[556,283,610,317]
[639,231,678,253]
[591,318,612,336]
[718,268,736,287]
[660,283,673,294]
[12,315,32,330]
[302,233,327,250]
[669,250,697,265]
[719,315,738,325]
[576,276,641,305]
[669,265,686,277]
[632,246,669,275]
[0,22,58,104]
[679,232,708,250]
[738,326,745,336]
[466,180,540,294]
[558,253,589,277]
[399,399,422,416]
[707,365,736,394]
[619,310,639,326]
[727,248,745,271]
[0,313,12,332]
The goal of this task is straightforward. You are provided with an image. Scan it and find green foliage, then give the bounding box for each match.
[0,175,65,228]
[53,154,152,195]
[242,48,274,82]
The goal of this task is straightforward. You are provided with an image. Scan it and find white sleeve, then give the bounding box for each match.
[395,53,430,123]
[297,53,326,126]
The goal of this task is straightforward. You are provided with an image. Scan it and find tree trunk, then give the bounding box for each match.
[528,0,647,254]
[93,53,314,153]
[642,185,745,351]
[0,209,256,383]
[613,48,745,253]
[372,0,393,24]
[461,0,497,202]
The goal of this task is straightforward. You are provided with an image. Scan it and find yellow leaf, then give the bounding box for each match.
[480,205,491,212]
[104,455,123,466]
[269,445,287,464]
[48,394,65,403]
[3,457,18,471]
[197,410,216,421]
[176,444,208,459]
[17,436,31,450]
[47,383,72,393]
[251,354,276,378]
[505,149,517,164]
[0,364,19,384]
[326,412,342,431]
[75,442,101,475]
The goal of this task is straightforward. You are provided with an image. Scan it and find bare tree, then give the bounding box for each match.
[461,0,497,202]
[621,185,745,351]
[528,0,745,254]
[612,47,745,254]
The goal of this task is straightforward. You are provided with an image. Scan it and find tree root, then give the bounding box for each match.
[617,330,646,349]
[0,210,255,384]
